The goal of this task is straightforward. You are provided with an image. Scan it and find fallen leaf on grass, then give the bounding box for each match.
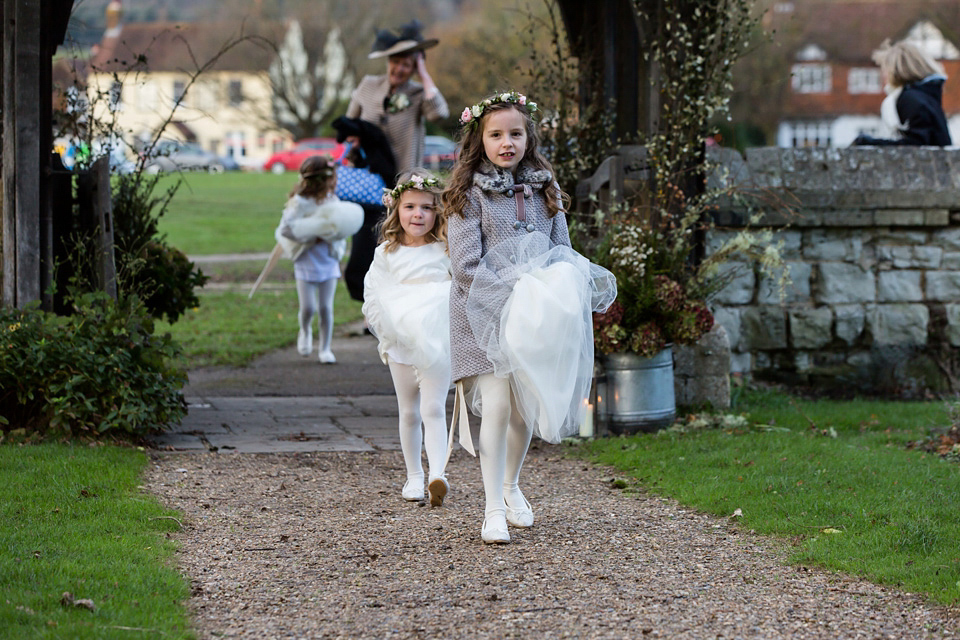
[731,508,743,518]
[821,528,842,534]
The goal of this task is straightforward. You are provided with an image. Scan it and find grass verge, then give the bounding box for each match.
[157,281,364,368]
[156,172,293,256]
[0,444,192,638]
[580,386,960,605]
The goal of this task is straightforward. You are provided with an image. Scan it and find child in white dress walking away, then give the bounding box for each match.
[276,156,351,364]
[442,92,615,544]
[363,169,452,506]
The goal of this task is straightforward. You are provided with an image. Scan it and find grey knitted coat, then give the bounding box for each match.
[447,161,571,383]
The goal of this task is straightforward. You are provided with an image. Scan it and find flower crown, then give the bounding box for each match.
[382,174,441,208]
[301,159,335,179]
[302,166,334,180]
[459,91,538,130]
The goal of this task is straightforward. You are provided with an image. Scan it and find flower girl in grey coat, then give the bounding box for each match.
[441,92,615,544]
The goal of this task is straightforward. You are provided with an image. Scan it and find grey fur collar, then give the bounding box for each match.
[472,160,553,193]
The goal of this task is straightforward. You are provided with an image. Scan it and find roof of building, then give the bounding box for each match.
[772,1,960,63]
[90,21,286,74]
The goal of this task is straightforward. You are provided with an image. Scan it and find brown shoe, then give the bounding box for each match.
[428,476,449,507]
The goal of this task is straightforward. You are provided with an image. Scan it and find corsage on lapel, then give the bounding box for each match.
[385,92,412,114]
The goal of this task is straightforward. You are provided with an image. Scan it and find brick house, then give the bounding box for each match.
[773,1,960,147]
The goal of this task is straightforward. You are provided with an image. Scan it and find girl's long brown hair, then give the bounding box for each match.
[290,155,336,200]
[441,100,570,218]
[379,168,447,253]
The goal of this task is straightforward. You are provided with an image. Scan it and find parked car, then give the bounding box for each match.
[142,140,231,174]
[262,138,345,174]
[422,135,457,170]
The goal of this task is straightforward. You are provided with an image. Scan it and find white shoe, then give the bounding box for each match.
[402,477,424,502]
[481,509,510,544]
[318,350,336,364]
[428,476,449,507]
[505,490,534,528]
[297,328,312,356]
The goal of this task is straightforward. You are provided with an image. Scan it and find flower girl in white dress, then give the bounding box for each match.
[362,170,452,506]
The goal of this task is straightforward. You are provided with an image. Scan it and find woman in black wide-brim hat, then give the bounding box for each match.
[345,20,449,175]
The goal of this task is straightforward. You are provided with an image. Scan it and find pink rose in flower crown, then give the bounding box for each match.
[460,107,473,124]
[518,95,527,105]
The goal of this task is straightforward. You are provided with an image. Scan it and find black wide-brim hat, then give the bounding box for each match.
[368,19,439,59]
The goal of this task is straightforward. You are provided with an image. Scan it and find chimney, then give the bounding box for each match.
[105,0,123,37]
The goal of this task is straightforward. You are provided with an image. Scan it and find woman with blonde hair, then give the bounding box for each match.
[854,39,952,146]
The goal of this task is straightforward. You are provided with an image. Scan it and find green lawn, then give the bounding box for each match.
[158,282,364,369]
[157,172,294,255]
[0,445,192,638]
[582,387,960,605]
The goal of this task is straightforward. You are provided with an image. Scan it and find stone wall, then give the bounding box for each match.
[707,146,960,395]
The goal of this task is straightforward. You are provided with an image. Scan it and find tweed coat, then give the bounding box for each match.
[447,161,571,383]
[345,75,449,174]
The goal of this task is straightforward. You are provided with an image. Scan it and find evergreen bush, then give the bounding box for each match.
[0,292,187,440]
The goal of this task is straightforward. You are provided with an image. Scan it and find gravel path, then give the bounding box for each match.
[145,443,960,639]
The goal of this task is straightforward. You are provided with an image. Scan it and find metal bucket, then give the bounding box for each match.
[599,348,676,434]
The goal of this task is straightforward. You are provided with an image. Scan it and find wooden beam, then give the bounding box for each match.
[14,0,42,307]
[1,0,43,308]
[2,0,15,307]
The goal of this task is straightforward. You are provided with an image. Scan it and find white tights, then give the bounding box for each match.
[476,373,533,515]
[296,278,337,354]
[388,362,449,482]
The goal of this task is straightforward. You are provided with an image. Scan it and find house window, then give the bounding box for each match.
[172,80,186,106]
[791,63,831,93]
[225,131,247,158]
[109,81,123,111]
[228,80,243,107]
[848,68,882,94]
[790,121,832,147]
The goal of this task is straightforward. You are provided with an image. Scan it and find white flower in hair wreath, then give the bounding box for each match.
[386,92,411,114]
[382,174,441,208]
[459,91,538,130]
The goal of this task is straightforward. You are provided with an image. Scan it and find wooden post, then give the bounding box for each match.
[49,153,74,314]
[1,0,16,307]
[1,0,43,308]
[76,157,117,299]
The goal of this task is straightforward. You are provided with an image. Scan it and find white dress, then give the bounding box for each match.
[464,232,617,444]
[362,242,452,382]
[275,194,364,281]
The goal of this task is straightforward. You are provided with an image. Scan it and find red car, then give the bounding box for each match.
[263,138,345,174]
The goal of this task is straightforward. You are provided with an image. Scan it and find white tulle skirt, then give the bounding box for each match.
[375,279,451,378]
[464,232,617,443]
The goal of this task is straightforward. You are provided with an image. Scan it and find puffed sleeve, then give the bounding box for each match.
[361,244,393,364]
[275,197,307,259]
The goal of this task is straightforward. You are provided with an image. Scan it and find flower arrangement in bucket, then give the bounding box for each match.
[593,211,711,358]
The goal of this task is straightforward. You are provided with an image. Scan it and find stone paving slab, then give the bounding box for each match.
[153,396,395,454]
